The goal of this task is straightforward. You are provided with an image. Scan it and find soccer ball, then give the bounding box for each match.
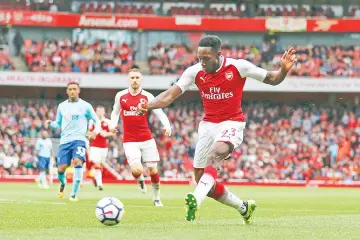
[95,197,125,226]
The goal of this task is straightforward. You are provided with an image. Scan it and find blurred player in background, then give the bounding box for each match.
[45,82,100,201]
[88,105,114,190]
[35,130,52,189]
[110,66,172,207]
[137,35,297,223]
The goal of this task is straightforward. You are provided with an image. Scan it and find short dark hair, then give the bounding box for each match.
[198,35,222,52]
[67,81,80,88]
[129,64,141,73]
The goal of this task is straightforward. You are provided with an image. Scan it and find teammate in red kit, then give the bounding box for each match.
[88,105,114,190]
[137,35,297,223]
[110,67,172,207]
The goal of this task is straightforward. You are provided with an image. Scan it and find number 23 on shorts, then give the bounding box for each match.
[221,128,236,139]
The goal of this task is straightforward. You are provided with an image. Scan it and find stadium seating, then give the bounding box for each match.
[1,99,359,182]
[21,39,134,73]
[78,2,155,15]
[149,43,360,77]
[1,1,357,18]
[255,6,336,17]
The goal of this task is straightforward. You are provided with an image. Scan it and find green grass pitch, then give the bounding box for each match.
[0,183,359,240]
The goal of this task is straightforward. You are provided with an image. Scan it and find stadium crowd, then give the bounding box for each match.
[0,99,359,182]
[149,42,360,77]
[0,38,348,77]
[21,39,134,73]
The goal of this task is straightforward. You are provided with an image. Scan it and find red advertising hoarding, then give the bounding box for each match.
[0,11,359,32]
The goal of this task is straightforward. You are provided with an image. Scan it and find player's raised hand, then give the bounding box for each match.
[136,102,148,116]
[280,47,297,72]
[163,127,172,137]
[44,120,51,129]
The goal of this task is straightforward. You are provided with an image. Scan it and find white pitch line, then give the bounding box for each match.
[260,208,359,213]
[0,198,67,205]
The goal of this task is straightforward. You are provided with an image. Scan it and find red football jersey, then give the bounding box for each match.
[89,118,110,148]
[175,56,267,123]
[115,89,155,143]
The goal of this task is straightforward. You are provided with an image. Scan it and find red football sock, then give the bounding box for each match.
[204,166,217,179]
[209,181,226,200]
[150,172,160,184]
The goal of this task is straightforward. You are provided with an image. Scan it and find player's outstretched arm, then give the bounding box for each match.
[263,47,297,86]
[110,92,122,131]
[137,67,196,115]
[137,85,183,115]
[150,85,183,110]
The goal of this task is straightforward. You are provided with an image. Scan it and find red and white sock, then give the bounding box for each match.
[150,173,160,201]
[193,166,217,207]
[210,182,247,214]
[95,168,103,187]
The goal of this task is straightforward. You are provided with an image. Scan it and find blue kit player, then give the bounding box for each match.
[45,82,100,201]
[35,130,52,189]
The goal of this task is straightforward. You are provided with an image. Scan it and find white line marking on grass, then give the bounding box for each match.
[260,208,358,213]
[0,198,67,205]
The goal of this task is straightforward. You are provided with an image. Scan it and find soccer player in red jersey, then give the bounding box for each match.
[88,105,114,191]
[137,35,297,223]
[110,67,172,207]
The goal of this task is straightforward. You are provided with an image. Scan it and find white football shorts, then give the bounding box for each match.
[89,147,108,164]
[193,120,246,168]
[123,138,160,166]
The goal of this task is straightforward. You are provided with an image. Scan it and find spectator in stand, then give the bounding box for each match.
[49,4,58,12]
[355,9,360,18]
[328,140,339,167]
[0,48,15,71]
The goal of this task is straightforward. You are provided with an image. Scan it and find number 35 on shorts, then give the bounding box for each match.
[75,146,86,157]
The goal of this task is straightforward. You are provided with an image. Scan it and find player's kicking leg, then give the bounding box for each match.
[186,142,256,224]
[147,163,163,207]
